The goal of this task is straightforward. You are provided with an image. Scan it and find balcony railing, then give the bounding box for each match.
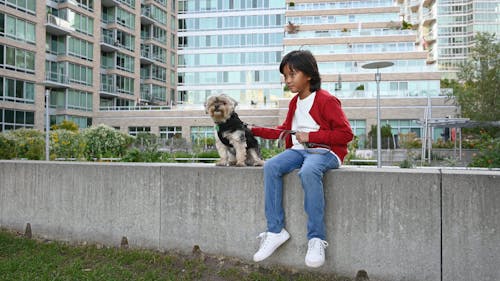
[45,71,69,87]
[46,14,74,35]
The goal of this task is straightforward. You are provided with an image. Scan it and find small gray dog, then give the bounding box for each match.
[205,94,264,167]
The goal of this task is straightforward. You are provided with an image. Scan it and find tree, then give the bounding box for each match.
[368,124,394,149]
[450,33,500,124]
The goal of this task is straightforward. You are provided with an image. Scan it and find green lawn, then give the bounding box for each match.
[0,229,350,281]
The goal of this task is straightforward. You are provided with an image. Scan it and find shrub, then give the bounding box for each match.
[195,150,220,163]
[6,128,45,160]
[132,132,159,152]
[50,129,86,160]
[172,151,192,159]
[399,132,421,149]
[82,124,133,160]
[51,120,79,132]
[344,136,359,164]
[468,133,500,168]
[260,147,284,159]
[0,133,15,159]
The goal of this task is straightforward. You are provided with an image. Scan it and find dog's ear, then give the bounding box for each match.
[205,95,214,114]
[221,94,238,108]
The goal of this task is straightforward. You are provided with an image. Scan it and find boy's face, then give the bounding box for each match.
[282,65,311,96]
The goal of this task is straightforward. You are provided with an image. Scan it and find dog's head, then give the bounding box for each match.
[205,94,237,123]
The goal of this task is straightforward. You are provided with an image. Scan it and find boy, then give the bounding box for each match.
[250,50,353,268]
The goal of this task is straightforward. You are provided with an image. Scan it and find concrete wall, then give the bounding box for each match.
[0,161,498,281]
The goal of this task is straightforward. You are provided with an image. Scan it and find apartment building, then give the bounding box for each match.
[176,0,286,106]
[284,0,455,146]
[436,0,499,77]
[0,0,176,132]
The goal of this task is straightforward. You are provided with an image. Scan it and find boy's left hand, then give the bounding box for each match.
[295,132,309,143]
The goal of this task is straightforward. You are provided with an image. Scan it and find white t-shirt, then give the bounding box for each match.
[291,92,319,149]
[291,92,341,165]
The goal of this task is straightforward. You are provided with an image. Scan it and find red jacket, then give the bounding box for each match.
[251,89,353,162]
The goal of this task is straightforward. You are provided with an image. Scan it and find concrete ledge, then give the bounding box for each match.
[0,161,498,281]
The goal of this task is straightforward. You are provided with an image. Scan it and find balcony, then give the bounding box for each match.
[141,7,155,25]
[100,32,121,52]
[423,0,435,7]
[140,51,155,65]
[100,83,119,97]
[102,0,120,7]
[423,11,436,26]
[410,0,420,12]
[427,50,436,64]
[44,71,69,88]
[45,14,74,35]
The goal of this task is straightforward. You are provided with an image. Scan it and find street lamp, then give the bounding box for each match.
[361,61,394,168]
[45,89,50,161]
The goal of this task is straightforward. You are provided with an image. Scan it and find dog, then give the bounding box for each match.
[205,94,265,167]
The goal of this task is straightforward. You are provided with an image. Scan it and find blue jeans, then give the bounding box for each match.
[263,149,340,240]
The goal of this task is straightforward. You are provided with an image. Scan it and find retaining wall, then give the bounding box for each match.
[0,161,498,281]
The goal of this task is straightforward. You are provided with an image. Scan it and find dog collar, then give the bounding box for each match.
[214,124,220,132]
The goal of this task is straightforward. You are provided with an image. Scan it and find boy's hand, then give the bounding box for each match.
[295,132,309,143]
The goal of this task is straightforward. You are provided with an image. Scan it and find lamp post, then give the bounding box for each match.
[361,61,393,168]
[45,89,50,161]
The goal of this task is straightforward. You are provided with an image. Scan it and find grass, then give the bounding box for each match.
[0,228,351,281]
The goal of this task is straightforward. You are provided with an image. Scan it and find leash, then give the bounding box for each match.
[246,124,331,154]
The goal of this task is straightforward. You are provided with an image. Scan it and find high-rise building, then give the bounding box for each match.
[436,0,500,77]
[285,0,453,144]
[0,0,176,132]
[177,0,286,106]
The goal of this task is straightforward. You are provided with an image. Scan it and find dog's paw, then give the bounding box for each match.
[215,161,228,166]
[253,160,265,166]
[235,162,247,167]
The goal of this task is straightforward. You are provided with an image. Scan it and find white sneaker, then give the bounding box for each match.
[253,229,290,262]
[305,238,328,268]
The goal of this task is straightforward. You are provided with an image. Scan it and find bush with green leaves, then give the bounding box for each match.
[0,133,16,159]
[82,124,133,160]
[368,124,394,149]
[5,128,45,160]
[50,129,86,160]
[121,148,167,162]
[51,120,79,132]
[260,147,285,160]
[468,133,500,168]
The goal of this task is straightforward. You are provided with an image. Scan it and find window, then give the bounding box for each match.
[67,10,94,36]
[68,37,93,61]
[68,63,93,86]
[0,108,35,131]
[116,75,134,95]
[4,0,36,14]
[128,126,151,136]
[0,77,34,103]
[67,89,93,111]
[349,119,366,148]
[382,119,422,137]
[190,126,214,145]
[0,13,36,44]
[116,53,134,72]
[160,126,182,139]
[0,44,35,73]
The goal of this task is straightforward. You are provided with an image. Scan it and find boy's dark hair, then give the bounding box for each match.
[279,50,321,92]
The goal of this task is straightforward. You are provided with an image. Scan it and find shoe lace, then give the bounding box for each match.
[256,232,269,249]
[307,239,328,255]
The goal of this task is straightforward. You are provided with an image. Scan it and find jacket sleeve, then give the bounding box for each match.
[251,126,284,139]
[251,99,295,140]
[308,96,353,146]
